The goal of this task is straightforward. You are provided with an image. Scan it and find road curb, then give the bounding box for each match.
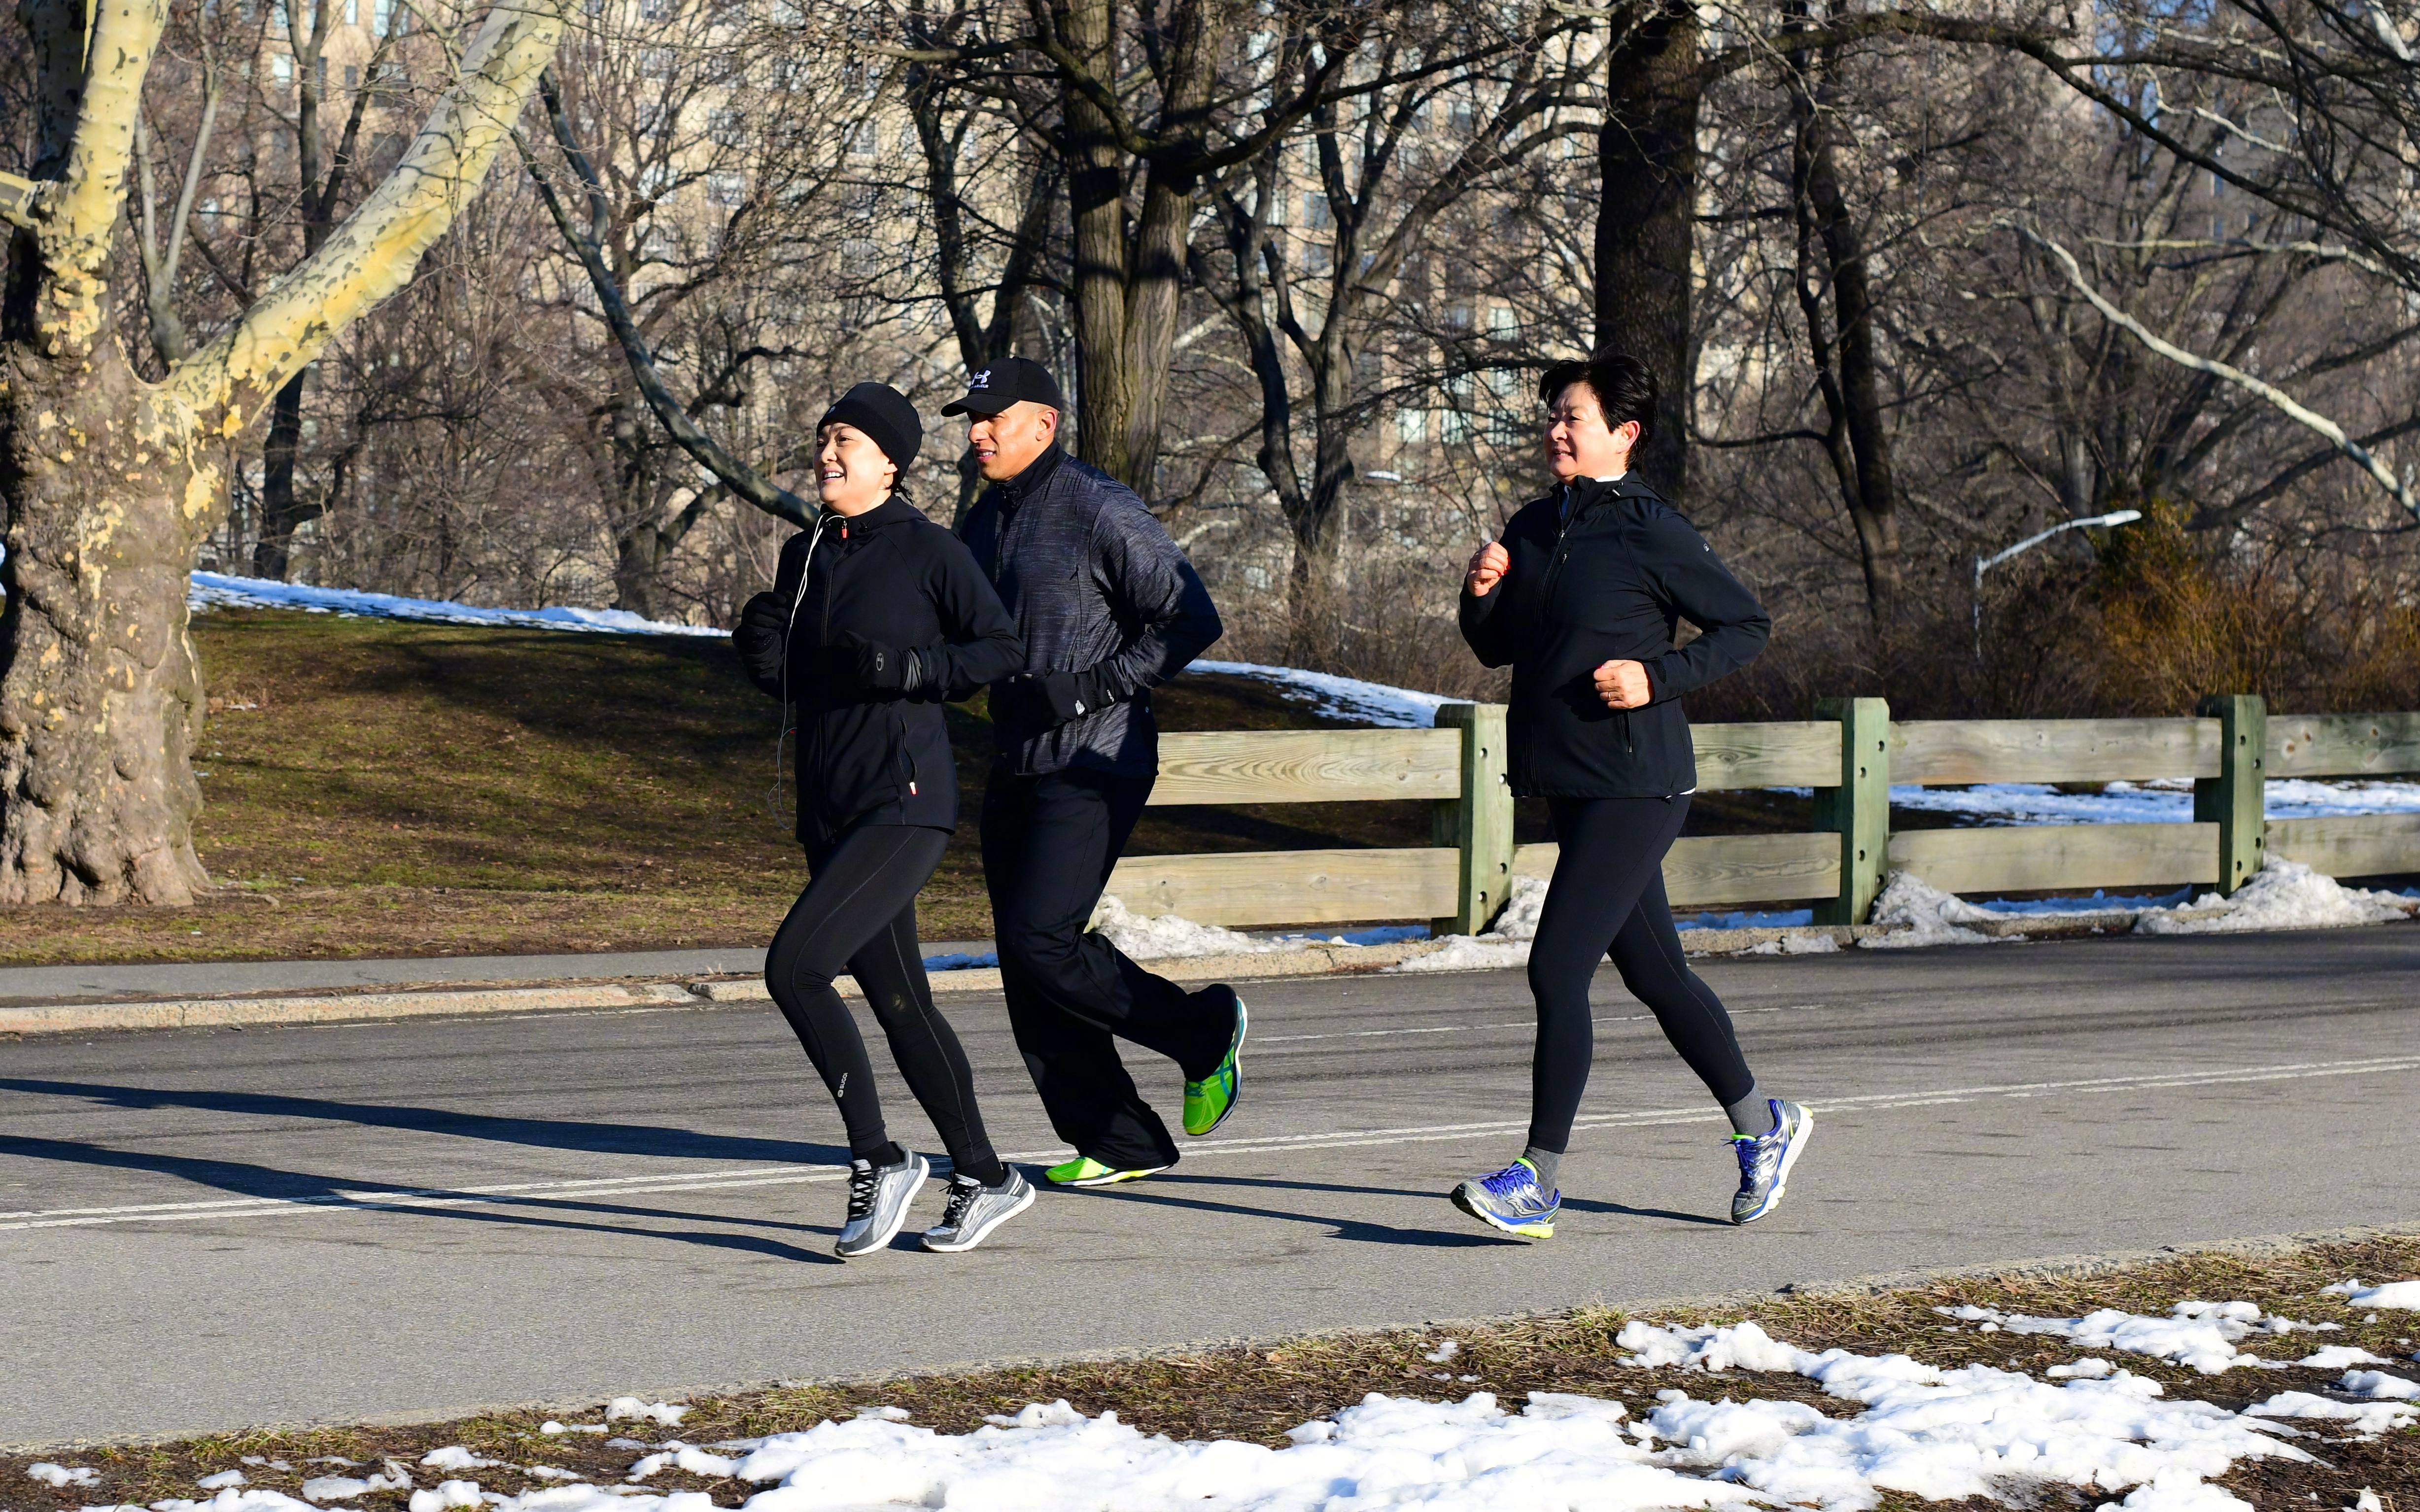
[0,911,2276,1037]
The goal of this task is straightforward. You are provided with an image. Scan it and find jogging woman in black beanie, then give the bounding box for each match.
[1451,352,1811,1241]
[733,381,1032,1257]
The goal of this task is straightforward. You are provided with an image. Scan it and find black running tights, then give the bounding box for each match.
[765,822,1005,1185]
[1524,795,1757,1154]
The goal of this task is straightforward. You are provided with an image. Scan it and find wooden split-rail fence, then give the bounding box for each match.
[1100,696,2420,933]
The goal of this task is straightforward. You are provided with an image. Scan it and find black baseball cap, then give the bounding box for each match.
[939,356,1066,417]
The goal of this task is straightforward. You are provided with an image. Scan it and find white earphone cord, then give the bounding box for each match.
[770,514,831,819]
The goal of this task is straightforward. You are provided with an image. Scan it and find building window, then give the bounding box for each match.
[710,106,745,145]
[1304,192,1331,230]
[271,52,293,85]
[344,63,359,88]
[641,0,670,16]
[1395,406,1427,444]
[708,172,745,207]
[642,46,675,77]
[344,0,357,20]
[1303,241,1332,275]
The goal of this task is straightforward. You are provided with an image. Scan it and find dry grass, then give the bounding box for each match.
[5,1236,2413,1509]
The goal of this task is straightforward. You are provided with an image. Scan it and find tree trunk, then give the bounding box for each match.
[1594,0,1700,501]
[252,369,319,579]
[1785,60,1900,622]
[0,340,214,904]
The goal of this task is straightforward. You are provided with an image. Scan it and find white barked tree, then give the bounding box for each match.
[0,0,571,904]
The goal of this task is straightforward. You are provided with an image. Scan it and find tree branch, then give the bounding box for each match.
[2018,224,2419,521]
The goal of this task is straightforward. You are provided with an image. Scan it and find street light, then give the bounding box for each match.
[1972,508,2143,661]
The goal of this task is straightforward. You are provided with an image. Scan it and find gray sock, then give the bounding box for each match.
[1519,1145,1561,1191]
[1726,1088,1779,1138]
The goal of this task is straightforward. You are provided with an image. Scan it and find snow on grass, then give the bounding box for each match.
[1391,875,1541,974]
[2136,859,2414,935]
[1885,778,2420,825]
[1935,1302,2336,1375]
[2324,1278,2420,1309]
[1184,660,1452,728]
[25,1463,97,1488]
[189,573,725,638]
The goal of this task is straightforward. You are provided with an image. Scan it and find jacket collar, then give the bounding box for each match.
[830,493,922,534]
[1556,471,1659,524]
[996,444,1066,511]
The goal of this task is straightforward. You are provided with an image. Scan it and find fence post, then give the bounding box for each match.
[1812,696,1890,925]
[2195,693,2266,895]
[1434,702,1514,935]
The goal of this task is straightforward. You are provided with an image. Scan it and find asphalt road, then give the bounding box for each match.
[4,928,2416,1448]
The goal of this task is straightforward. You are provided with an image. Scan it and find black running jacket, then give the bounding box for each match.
[1460,475,1770,798]
[735,495,1023,845]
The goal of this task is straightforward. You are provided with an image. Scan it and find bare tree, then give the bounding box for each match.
[0,0,571,905]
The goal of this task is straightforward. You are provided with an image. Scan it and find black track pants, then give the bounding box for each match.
[1524,794,1757,1154]
[981,768,1236,1171]
[765,822,1003,1183]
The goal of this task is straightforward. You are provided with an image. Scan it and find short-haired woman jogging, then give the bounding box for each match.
[734,381,1030,1257]
[1451,351,1811,1240]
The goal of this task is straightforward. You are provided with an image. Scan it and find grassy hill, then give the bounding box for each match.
[0,608,1815,967]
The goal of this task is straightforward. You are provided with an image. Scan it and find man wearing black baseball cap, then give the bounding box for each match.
[950,358,1245,1191]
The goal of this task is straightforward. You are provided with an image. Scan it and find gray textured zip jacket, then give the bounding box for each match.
[959,446,1223,776]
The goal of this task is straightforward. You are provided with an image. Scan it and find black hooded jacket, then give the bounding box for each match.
[1460,475,1770,798]
[735,495,1024,846]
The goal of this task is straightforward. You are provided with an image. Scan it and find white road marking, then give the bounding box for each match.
[1256,1002,1833,1045]
[4,1054,2413,1234]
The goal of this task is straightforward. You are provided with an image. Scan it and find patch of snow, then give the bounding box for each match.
[2137,859,2412,935]
[299,1467,412,1502]
[1392,934,1531,973]
[605,1398,689,1427]
[1745,932,1840,955]
[418,1449,500,1472]
[405,1480,485,1512]
[625,1447,739,1481]
[1859,872,2006,949]
[1185,660,1452,728]
[1937,1302,2328,1375]
[2324,1278,2420,1309]
[2244,1390,2420,1435]
[2295,1346,2390,1369]
[26,1464,98,1488]
[1091,894,1304,960]
[2048,1358,2117,1379]
[1423,1339,1461,1364]
[146,1491,323,1512]
[190,573,724,638]
[2341,1369,2420,1400]
[1486,875,1550,940]
[198,1471,250,1490]
[1887,778,2420,825]
[538,1421,608,1435]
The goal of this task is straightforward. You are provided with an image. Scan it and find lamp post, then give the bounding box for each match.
[1972,509,2142,661]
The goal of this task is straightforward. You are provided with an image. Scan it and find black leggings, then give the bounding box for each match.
[1524,795,1756,1154]
[765,822,1004,1185]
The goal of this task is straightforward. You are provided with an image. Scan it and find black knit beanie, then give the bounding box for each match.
[816,382,922,477]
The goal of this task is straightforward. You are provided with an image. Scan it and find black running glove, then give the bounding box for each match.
[1025,668,1114,726]
[733,593,790,700]
[835,631,925,695]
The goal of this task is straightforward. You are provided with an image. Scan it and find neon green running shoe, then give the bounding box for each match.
[1183,987,1247,1137]
[1043,1156,1170,1187]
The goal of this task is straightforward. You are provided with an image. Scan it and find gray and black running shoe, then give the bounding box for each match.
[921,1168,1036,1253]
[835,1152,929,1258]
[1449,1158,1559,1239]
[1730,1100,1813,1225]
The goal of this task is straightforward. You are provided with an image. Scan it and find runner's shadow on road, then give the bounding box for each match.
[1071,1179,1514,1248]
[0,1132,845,1264]
[1557,1198,1730,1228]
[0,1077,850,1168]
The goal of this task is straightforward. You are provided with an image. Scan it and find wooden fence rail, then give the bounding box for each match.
[1101,697,2420,931]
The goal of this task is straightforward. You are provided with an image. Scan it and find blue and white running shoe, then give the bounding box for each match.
[1450,1158,1559,1239]
[1731,1099,1813,1225]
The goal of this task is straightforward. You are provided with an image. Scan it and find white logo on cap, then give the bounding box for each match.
[969,369,991,389]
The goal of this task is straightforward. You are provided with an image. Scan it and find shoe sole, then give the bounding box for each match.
[1185,992,1247,1137]
[921,1182,1037,1253]
[1734,1105,1813,1226]
[834,1155,929,1257]
[1047,1163,1171,1188]
[1450,1182,1554,1240]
